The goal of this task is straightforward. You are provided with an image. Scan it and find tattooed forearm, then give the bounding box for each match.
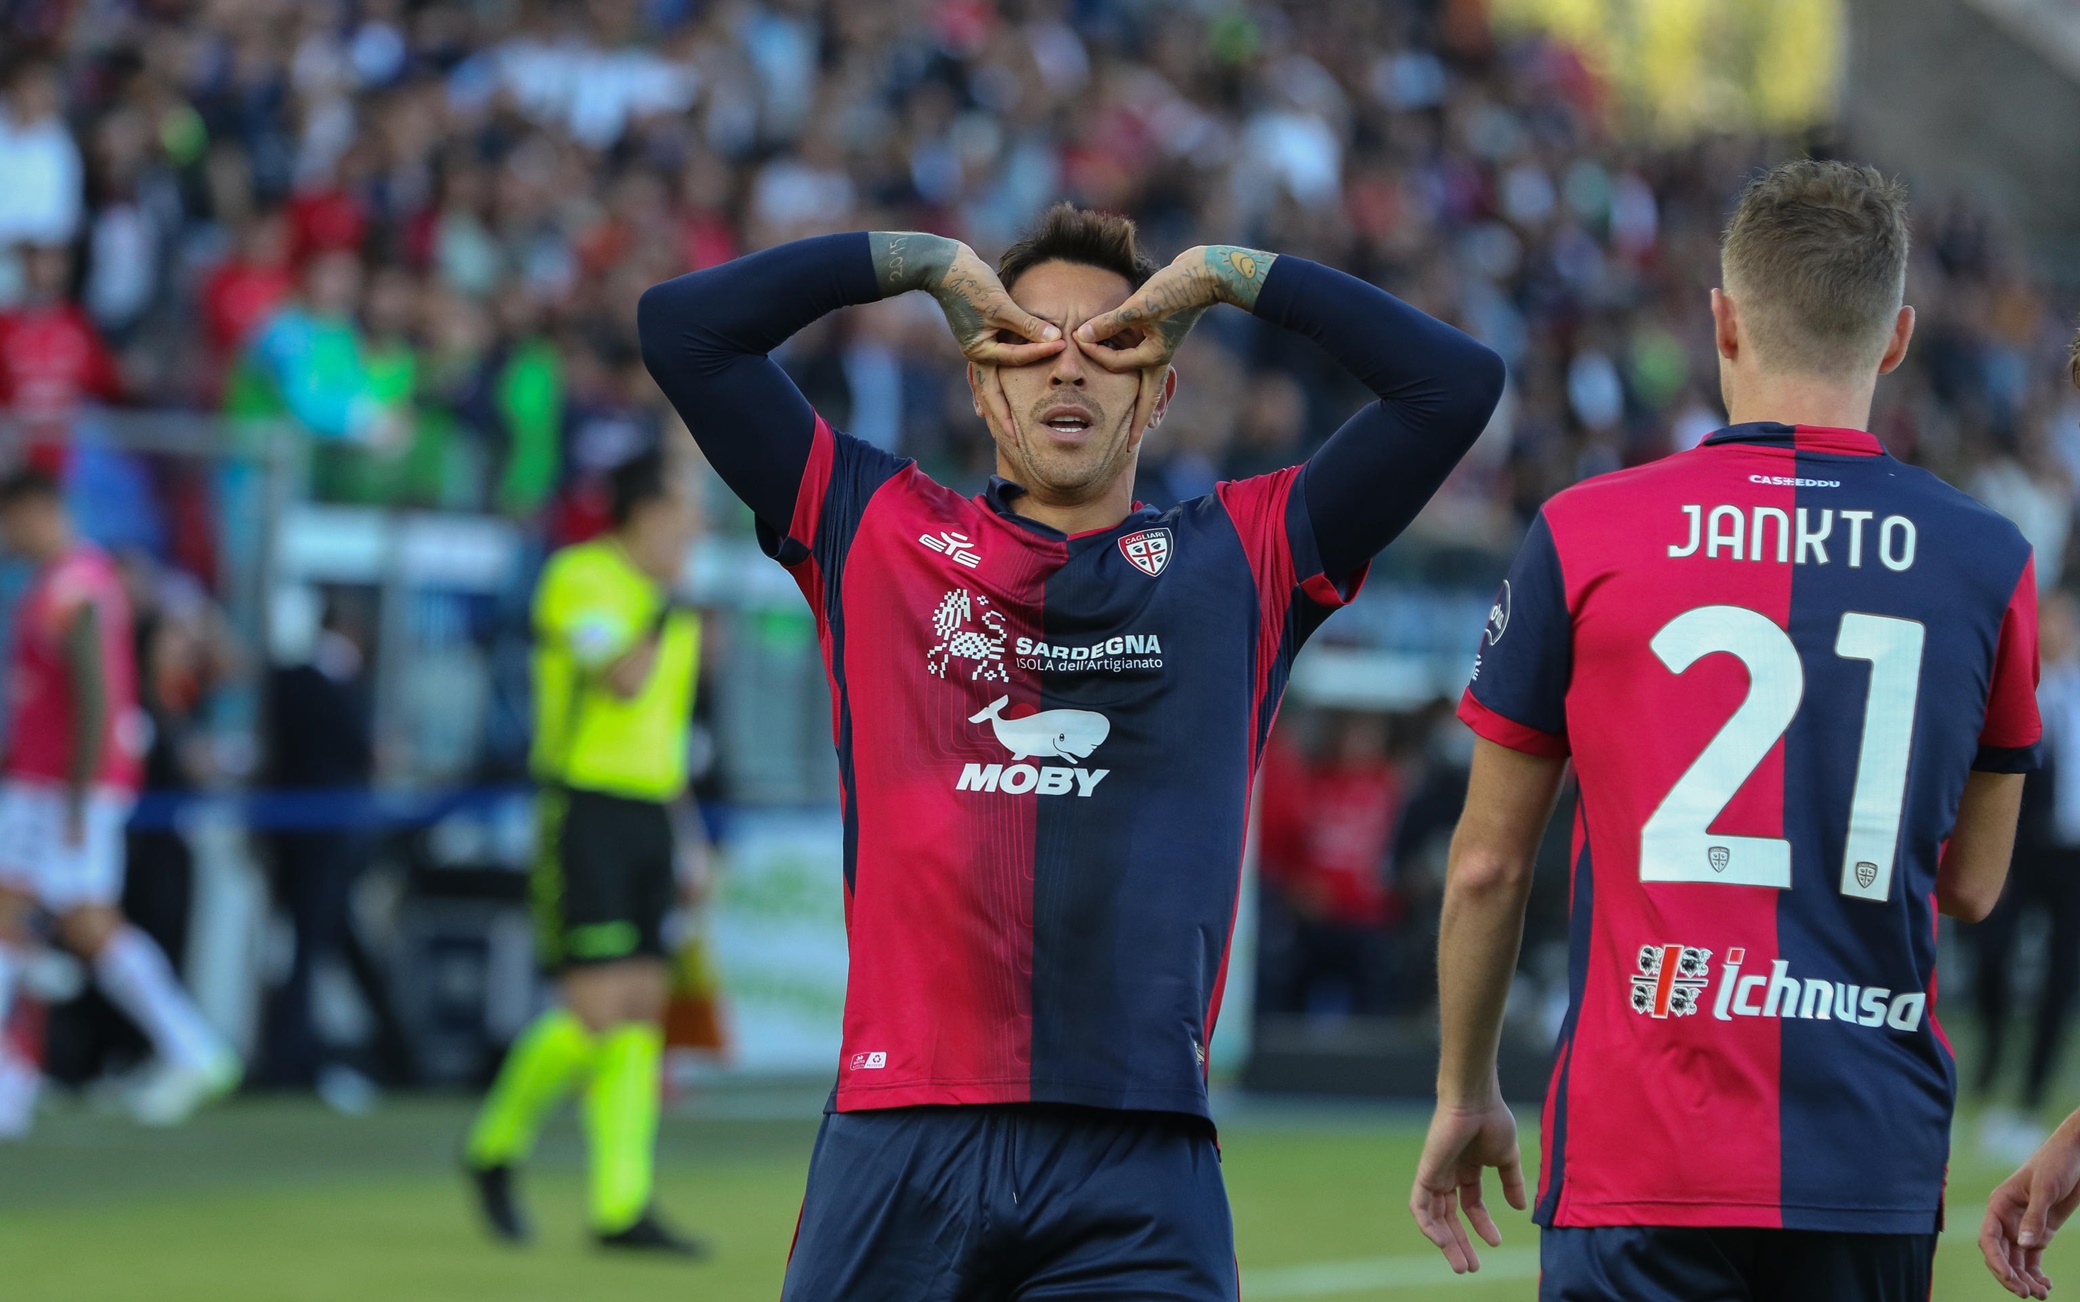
[933,262,995,348]
[870,231,960,297]
[1203,245,1277,311]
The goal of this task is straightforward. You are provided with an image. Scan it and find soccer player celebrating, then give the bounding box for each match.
[1414,160,2041,1301]
[638,206,1502,1296]
[463,453,707,1254]
[0,469,240,1131]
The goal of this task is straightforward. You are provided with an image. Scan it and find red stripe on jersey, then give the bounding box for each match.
[829,469,1060,1109]
[1540,449,1797,1228]
[1982,556,2042,750]
[789,415,838,551]
[1208,469,1305,1044]
[1459,689,1570,757]
[783,417,839,621]
[1214,469,1302,766]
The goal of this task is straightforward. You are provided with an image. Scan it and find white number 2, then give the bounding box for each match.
[1640,605,1924,901]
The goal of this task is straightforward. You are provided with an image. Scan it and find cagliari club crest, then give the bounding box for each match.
[1119,528,1173,577]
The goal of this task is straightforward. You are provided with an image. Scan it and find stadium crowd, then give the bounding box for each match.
[2,0,2073,548]
[3,0,2079,1093]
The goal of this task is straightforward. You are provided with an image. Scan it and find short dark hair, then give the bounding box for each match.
[1721,160,1911,376]
[0,467,61,509]
[997,204,1159,295]
[608,451,671,527]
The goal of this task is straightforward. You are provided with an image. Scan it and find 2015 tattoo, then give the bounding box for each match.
[869,231,957,297]
[871,232,1008,351]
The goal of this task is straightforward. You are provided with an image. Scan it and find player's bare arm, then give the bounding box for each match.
[1982,1107,2080,1299]
[1937,770,2025,922]
[1412,738,1565,1273]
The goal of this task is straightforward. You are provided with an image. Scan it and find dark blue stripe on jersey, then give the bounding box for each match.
[1535,805,1595,1227]
[1975,743,2038,773]
[1254,256,1506,582]
[1028,499,1253,1109]
[1472,513,1571,737]
[1773,449,2023,1232]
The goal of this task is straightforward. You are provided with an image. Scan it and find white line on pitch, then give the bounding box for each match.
[1245,1247,1543,1298]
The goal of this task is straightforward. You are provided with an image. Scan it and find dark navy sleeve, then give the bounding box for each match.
[1458,511,1572,757]
[1976,553,2043,772]
[1250,257,1506,584]
[637,233,886,537]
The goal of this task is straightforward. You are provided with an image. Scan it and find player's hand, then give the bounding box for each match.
[969,361,1018,448]
[1982,1111,2080,1298]
[1410,1095,1527,1275]
[922,242,1064,367]
[1074,244,1276,375]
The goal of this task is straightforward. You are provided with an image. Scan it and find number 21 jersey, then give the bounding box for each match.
[1460,422,2041,1232]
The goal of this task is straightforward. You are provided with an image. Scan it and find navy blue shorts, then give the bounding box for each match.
[1540,1225,1936,1302]
[781,1104,1236,1301]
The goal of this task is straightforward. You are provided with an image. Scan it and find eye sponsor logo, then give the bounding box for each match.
[1626,943,1928,1031]
[956,695,1112,798]
[919,530,982,568]
[927,589,1010,684]
[1119,528,1173,577]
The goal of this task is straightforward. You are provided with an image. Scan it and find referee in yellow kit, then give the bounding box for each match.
[464,451,707,1254]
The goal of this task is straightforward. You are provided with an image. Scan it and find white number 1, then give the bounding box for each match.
[1640,605,1924,901]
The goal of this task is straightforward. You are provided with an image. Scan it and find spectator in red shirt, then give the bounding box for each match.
[199,209,295,395]
[286,145,372,266]
[1257,711,1406,1018]
[0,244,122,471]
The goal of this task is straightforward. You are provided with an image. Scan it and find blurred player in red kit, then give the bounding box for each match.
[0,470,238,1134]
[1416,161,2040,1301]
[0,244,122,471]
[1257,713,1404,1016]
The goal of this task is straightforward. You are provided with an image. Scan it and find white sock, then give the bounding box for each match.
[0,1042,37,1137]
[93,927,224,1071]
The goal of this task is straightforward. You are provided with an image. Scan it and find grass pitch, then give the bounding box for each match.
[0,1090,2064,1300]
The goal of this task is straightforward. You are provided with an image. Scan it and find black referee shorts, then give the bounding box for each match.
[531,786,676,970]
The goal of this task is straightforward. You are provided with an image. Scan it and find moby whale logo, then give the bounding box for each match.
[968,696,1111,761]
[956,697,1115,799]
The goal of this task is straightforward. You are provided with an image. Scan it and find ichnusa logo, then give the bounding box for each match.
[956,696,1112,797]
[1627,943,1927,1031]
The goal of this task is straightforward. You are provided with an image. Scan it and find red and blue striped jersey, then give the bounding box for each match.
[1460,422,2041,1233]
[776,415,1360,1119]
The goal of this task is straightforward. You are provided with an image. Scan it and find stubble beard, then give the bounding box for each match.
[999,395,1136,504]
